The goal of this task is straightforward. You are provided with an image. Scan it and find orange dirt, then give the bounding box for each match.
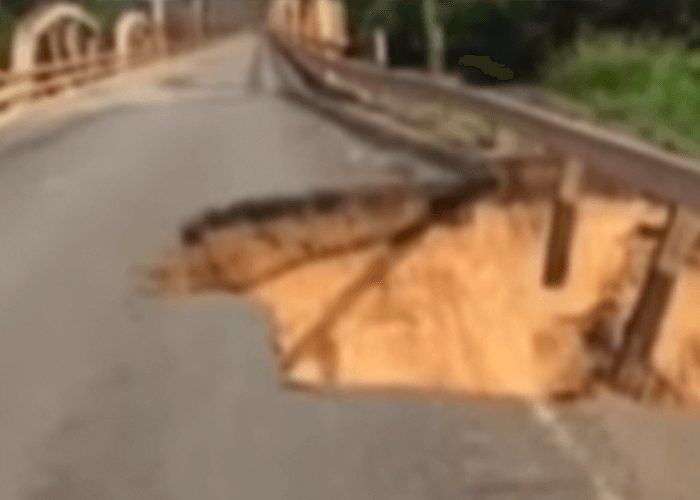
[153,191,700,403]
[250,197,665,398]
[654,257,700,404]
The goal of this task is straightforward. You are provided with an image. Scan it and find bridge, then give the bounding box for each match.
[1,2,700,499]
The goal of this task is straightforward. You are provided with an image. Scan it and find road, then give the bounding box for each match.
[0,32,699,500]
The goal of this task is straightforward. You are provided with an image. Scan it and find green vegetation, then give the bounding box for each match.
[343,0,700,153]
[546,35,700,154]
[345,0,584,79]
[80,0,149,30]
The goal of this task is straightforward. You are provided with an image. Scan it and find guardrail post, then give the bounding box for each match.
[614,207,700,395]
[542,156,583,287]
[373,28,388,67]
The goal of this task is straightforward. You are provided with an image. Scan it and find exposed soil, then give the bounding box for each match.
[155,181,700,405]
[250,197,664,398]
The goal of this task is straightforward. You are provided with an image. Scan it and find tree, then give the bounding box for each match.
[342,0,700,81]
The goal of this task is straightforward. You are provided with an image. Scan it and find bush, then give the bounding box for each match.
[342,1,700,152]
[343,0,700,81]
[343,0,592,80]
[545,35,700,153]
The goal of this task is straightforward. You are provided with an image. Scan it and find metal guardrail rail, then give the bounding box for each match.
[273,34,700,215]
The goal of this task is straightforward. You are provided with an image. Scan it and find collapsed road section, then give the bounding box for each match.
[154,167,700,407]
[153,37,700,410]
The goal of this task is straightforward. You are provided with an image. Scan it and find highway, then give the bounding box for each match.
[0,32,699,500]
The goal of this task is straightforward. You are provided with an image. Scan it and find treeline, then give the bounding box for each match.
[344,0,700,81]
[344,0,700,154]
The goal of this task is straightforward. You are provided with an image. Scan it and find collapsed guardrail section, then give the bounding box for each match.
[155,172,696,403]
[266,32,700,403]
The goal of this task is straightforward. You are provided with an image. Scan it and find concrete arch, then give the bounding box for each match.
[114,10,153,59]
[11,2,100,73]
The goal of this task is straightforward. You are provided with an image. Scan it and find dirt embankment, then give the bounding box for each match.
[157,182,700,405]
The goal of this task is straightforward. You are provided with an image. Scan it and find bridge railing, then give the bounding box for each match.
[0,48,152,111]
[0,2,233,116]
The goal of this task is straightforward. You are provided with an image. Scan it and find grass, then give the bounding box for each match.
[544,35,700,156]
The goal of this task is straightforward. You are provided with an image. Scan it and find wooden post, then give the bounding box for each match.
[542,157,583,287]
[373,28,388,67]
[614,207,700,394]
[423,0,444,74]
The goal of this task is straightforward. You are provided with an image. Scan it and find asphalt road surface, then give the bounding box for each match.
[1,32,699,500]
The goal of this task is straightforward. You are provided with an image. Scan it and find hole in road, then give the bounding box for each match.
[152,169,700,407]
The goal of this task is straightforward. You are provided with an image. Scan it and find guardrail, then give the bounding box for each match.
[270,33,700,397]
[272,35,700,215]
